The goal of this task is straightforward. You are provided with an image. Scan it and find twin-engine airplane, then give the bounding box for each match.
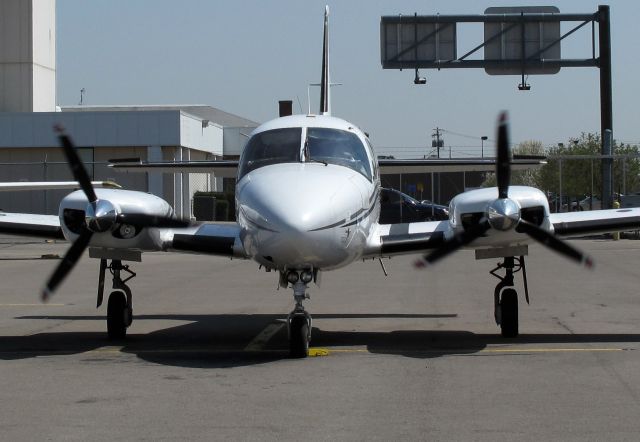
[1,7,639,357]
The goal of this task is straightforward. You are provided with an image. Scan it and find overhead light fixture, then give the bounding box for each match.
[414,68,426,85]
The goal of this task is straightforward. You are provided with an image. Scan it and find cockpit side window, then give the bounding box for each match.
[306,128,372,180]
[238,128,302,180]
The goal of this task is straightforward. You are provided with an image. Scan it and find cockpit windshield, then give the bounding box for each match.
[305,128,372,180]
[237,126,372,181]
[238,127,301,179]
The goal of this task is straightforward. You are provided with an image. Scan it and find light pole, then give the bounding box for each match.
[481,136,488,158]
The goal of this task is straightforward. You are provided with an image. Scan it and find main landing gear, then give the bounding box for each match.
[97,259,136,340]
[490,256,529,338]
[283,272,313,358]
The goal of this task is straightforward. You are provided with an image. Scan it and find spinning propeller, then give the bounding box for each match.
[42,126,191,301]
[416,112,594,269]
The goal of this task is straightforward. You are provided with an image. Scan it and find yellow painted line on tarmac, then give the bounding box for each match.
[308,348,330,357]
[325,348,370,353]
[310,347,629,355]
[1,346,628,358]
[482,348,625,353]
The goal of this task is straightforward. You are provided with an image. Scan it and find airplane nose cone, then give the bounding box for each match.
[238,164,359,233]
[236,163,368,269]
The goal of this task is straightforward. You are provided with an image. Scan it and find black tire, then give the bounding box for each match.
[500,288,519,338]
[107,291,127,340]
[289,316,309,358]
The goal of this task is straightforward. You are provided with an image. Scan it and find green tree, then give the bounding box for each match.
[539,133,640,200]
[613,143,640,195]
[482,140,545,187]
[482,134,640,203]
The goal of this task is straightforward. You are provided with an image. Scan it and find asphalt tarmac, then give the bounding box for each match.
[0,234,639,441]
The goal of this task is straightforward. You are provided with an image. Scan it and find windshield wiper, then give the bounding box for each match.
[304,138,328,166]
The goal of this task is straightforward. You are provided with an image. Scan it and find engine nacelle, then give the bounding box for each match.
[59,188,176,251]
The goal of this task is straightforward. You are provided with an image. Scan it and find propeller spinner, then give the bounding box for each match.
[416,111,594,269]
[42,127,191,301]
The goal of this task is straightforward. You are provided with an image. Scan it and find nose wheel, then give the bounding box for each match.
[499,288,518,338]
[288,314,311,358]
[287,280,312,358]
[107,290,129,340]
[491,256,528,338]
[98,259,135,340]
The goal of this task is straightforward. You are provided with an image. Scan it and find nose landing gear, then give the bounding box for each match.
[287,280,312,358]
[490,256,529,338]
[97,259,136,340]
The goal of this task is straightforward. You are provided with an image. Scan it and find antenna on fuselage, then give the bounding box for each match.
[319,5,330,116]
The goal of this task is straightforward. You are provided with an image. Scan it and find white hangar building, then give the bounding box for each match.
[0,0,258,216]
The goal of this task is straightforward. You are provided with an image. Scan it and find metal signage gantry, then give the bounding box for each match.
[381,6,613,208]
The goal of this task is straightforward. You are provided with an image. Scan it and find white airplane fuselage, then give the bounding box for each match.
[235,114,380,271]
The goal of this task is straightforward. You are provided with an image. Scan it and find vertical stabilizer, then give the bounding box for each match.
[319,6,331,115]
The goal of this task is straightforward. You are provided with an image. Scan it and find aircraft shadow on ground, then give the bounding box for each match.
[2,313,639,368]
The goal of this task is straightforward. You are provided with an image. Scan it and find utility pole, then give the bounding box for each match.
[598,5,613,209]
[432,127,444,158]
[481,136,488,158]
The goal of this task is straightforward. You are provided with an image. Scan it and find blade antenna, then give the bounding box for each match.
[319,5,331,115]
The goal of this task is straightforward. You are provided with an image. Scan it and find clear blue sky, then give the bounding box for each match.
[57,1,640,157]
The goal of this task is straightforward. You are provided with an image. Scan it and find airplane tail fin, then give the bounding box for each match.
[319,6,331,116]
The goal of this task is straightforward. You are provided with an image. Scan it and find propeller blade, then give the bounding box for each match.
[417,220,490,267]
[516,220,594,268]
[496,111,511,199]
[115,213,191,228]
[54,125,98,203]
[42,228,93,302]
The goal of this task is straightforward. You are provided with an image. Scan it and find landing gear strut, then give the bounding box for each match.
[490,256,529,338]
[287,280,312,358]
[97,259,136,340]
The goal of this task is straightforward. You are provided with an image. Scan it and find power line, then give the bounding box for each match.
[440,128,495,143]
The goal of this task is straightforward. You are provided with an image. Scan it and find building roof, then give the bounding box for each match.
[61,105,259,128]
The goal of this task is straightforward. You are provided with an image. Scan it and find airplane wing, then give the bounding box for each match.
[364,220,450,258]
[109,159,238,178]
[378,157,545,174]
[164,222,248,258]
[108,157,545,177]
[0,212,64,239]
[0,210,248,257]
[550,208,640,237]
[365,207,640,259]
[0,181,121,191]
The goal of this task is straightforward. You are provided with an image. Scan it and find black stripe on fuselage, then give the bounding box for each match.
[343,202,377,228]
[380,231,445,254]
[172,234,235,256]
[308,218,347,232]
[308,188,379,232]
